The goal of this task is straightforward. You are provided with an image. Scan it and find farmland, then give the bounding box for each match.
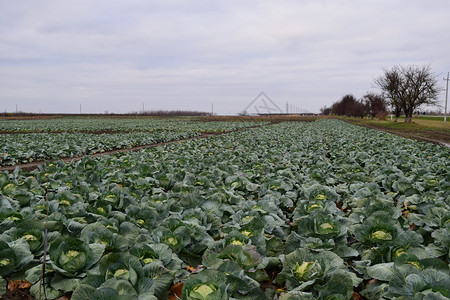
[0,118,449,299]
[0,118,267,133]
[0,118,266,167]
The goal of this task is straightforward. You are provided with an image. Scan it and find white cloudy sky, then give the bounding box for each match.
[1,0,449,114]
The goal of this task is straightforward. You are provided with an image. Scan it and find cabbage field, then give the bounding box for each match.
[0,118,265,133]
[0,119,449,299]
[0,119,265,166]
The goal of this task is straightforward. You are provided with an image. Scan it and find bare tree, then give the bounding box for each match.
[401,65,442,122]
[375,65,441,122]
[363,93,387,119]
[375,66,404,122]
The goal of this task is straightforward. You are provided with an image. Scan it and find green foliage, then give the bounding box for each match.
[0,239,33,277]
[0,119,449,299]
[0,119,266,165]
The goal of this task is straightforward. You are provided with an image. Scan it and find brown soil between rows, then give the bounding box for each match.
[200,115,318,123]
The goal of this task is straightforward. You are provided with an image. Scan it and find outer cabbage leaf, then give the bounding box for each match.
[0,239,33,277]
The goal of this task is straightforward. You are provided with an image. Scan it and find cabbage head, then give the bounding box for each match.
[182,270,228,300]
[0,239,33,277]
[275,249,346,291]
[49,236,105,276]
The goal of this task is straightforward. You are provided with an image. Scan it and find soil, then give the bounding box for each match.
[0,289,33,300]
[200,115,318,123]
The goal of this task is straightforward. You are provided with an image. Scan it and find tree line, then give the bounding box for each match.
[321,93,388,119]
[321,65,442,122]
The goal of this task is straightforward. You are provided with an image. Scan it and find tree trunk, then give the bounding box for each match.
[394,110,401,122]
[404,109,413,122]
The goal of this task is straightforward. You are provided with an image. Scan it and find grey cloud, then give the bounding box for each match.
[1,0,449,114]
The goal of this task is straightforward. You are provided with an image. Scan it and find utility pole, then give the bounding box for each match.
[286,102,289,114]
[211,103,214,115]
[80,104,82,114]
[444,72,449,125]
[142,103,145,114]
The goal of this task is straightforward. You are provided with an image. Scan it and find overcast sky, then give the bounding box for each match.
[1,1,449,114]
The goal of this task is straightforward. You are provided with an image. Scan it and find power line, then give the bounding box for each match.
[444,72,449,124]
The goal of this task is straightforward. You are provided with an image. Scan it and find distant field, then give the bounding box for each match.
[369,116,449,129]
[413,118,448,129]
[413,116,446,121]
[393,115,448,125]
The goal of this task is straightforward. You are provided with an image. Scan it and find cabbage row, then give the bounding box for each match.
[0,118,266,133]
[0,119,449,299]
[0,120,266,166]
[0,131,200,166]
